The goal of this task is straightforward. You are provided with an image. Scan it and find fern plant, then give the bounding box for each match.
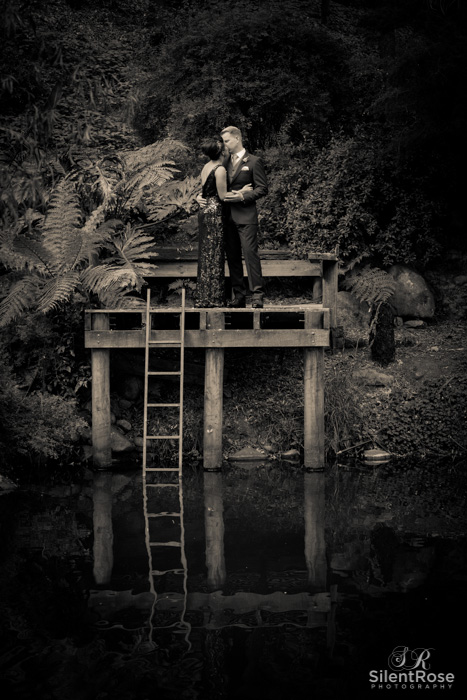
[341,265,396,306]
[341,265,397,344]
[0,140,202,326]
[0,181,157,325]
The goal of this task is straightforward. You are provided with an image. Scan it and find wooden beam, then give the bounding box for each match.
[91,313,112,469]
[203,311,225,469]
[85,328,330,349]
[146,260,322,279]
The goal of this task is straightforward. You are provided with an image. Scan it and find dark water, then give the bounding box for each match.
[1,461,466,699]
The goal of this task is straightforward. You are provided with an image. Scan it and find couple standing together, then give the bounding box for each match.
[195,126,268,309]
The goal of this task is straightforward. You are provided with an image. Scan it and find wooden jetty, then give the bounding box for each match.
[84,248,339,472]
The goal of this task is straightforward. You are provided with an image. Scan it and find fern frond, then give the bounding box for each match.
[36,271,81,314]
[113,224,158,263]
[81,264,139,295]
[143,176,200,221]
[98,289,146,309]
[42,180,83,266]
[122,140,187,210]
[0,233,51,273]
[342,265,396,306]
[0,275,43,326]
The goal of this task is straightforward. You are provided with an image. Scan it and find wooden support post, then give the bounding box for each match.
[92,471,114,585]
[203,311,225,470]
[203,471,227,591]
[322,259,338,328]
[91,313,112,469]
[304,471,327,587]
[312,277,322,303]
[303,311,325,472]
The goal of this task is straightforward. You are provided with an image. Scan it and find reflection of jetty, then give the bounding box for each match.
[89,588,333,630]
[84,248,338,473]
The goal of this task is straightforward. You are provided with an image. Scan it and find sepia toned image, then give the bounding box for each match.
[1,1,466,698]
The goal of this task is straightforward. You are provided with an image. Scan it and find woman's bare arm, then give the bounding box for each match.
[215,166,228,200]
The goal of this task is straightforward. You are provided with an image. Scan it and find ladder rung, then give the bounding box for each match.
[152,568,184,575]
[148,512,181,518]
[149,310,182,315]
[145,467,180,472]
[148,371,181,376]
[146,483,178,488]
[146,435,180,440]
[150,541,181,547]
[147,403,180,408]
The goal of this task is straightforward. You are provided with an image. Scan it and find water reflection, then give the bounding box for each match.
[90,464,331,640]
[204,470,227,591]
[3,459,467,698]
[92,470,114,585]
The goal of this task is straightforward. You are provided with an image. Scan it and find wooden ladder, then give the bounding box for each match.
[142,288,191,647]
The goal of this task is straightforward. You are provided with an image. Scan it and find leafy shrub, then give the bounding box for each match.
[0,361,88,476]
[282,132,443,266]
[361,376,467,458]
[1,302,91,397]
[134,0,355,149]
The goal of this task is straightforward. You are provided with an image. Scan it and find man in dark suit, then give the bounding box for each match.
[220,126,268,308]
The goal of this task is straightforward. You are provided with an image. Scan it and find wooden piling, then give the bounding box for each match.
[92,471,114,585]
[203,471,227,591]
[322,259,338,328]
[91,312,112,469]
[203,311,225,470]
[303,311,325,472]
[304,471,327,587]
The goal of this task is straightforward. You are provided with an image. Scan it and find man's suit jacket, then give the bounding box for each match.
[223,151,268,225]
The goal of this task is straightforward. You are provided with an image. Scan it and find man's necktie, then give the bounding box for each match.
[231,154,238,168]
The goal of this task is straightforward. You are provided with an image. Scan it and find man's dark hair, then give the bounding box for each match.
[201,138,223,160]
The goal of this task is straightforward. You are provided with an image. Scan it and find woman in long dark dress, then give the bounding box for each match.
[195,139,228,307]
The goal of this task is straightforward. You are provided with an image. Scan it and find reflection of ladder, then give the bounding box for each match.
[142,288,191,648]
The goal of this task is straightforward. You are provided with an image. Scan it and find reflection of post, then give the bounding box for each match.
[203,311,224,470]
[91,312,112,469]
[304,472,327,587]
[92,471,114,585]
[203,471,226,591]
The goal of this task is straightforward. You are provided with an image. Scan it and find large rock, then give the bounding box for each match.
[110,427,135,453]
[337,291,371,332]
[388,265,435,319]
[120,375,143,401]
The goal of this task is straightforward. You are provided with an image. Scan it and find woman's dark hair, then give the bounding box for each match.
[201,138,223,160]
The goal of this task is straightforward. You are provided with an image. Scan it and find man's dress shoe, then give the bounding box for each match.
[227,297,246,308]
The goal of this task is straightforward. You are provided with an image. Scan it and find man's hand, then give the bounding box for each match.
[224,192,244,202]
[224,183,253,202]
[196,193,207,208]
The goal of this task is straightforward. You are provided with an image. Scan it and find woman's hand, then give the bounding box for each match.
[238,184,253,193]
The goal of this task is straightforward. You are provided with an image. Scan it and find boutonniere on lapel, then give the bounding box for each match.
[241,157,250,171]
